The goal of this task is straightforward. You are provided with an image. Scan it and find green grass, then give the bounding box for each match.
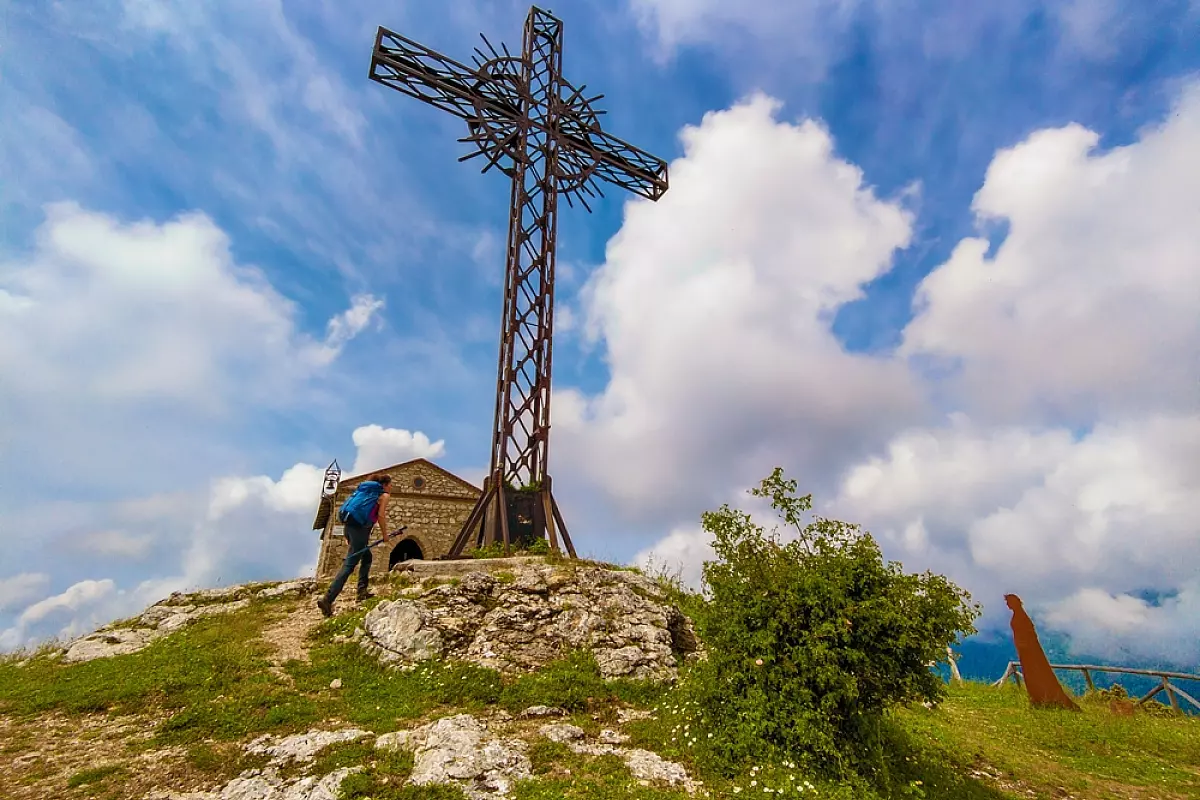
[0,599,325,745]
[66,763,125,788]
[5,584,1197,800]
[894,681,1200,800]
[510,749,693,800]
[184,741,269,782]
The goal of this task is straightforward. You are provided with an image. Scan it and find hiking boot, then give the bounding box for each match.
[356,590,375,602]
[316,597,333,618]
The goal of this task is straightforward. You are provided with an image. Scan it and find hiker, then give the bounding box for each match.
[317,473,394,617]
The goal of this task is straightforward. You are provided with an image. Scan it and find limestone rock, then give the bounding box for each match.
[360,564,701,680]
[149,766,359,800]
[621,748,697,791]
[383,714,531,799]
[598,728,628,745]
[518,705,566,719]
[245,728,371,765]
[538,723,586,743]
[374,730,411,752]
[616,708,656,724]
[256,580,316,600]
[362,601,445,664]
[62,579,310,663]
[63,628,157,662]
[561,740,699,794]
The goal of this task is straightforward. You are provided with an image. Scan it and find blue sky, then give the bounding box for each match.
[2,0,1199,678]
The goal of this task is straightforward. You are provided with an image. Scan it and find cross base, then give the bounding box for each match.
[443,473,576,559]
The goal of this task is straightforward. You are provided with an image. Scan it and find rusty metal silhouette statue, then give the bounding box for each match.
[1005,594,1081,711]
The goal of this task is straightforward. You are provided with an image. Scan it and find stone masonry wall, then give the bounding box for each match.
[316,460,480,580]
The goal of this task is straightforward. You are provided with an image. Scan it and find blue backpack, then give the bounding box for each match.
[338,481,385,526]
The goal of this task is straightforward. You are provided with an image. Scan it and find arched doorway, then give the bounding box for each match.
[389,537,424,570]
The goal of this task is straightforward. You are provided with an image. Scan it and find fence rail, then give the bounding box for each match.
[993,661,1200,713]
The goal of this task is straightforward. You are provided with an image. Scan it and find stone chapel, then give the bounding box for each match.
[312,458,481,579]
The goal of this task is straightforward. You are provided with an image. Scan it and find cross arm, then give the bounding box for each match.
[369,27,522,126]
[559,124,669,201]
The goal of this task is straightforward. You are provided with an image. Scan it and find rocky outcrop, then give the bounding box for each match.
[149,711,697,800]
[537,722,699,793]
[246,728,371,765]
[63,580,316,663]
[361,564,701,680]
[375,714,532,800]
[149,767,359,800]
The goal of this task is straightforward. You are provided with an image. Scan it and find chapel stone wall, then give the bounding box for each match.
[315,459,480,580]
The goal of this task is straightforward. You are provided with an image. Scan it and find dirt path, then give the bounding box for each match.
[258,600,325,682]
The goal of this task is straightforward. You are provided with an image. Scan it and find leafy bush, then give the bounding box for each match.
[686,468,981,779]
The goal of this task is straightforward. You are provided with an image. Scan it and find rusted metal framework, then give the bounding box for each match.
[369,6,669,558]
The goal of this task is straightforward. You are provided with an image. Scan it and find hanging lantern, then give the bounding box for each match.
[323,459,341,497]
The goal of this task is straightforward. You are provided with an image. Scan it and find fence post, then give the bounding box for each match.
[947,646,964,685]
[1082,668,1095,693]
[993,662,1014,687]
[1163,677,1181,713]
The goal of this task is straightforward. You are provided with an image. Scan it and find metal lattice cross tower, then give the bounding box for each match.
[369,6,669,557]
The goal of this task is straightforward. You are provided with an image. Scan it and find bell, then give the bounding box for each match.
[322,459,342,497]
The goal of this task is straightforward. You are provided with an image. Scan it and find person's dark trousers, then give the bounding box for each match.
[323,521,373,604]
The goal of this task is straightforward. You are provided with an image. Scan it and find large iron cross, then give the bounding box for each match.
[369,6,669,558]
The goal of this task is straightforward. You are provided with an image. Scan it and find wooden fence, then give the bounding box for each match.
[993,661,1200,713]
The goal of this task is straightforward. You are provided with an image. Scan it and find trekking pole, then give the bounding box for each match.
[346,525,407,560]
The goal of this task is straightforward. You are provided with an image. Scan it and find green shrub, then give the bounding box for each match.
[686,468,980,780]
[469,537,551,559]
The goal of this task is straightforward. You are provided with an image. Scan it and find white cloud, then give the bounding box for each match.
[18,579,116,626]
[1043,583,1200,665]
[583,81,1200,668]
[349,425,446,475]
[207,463,327,521]
[902,84,1200,424]
[312,294,387,366]
[557,93,921,522]
[0,422,450,651]
[633,526,713,592]
[0,202,383,512]
[0,573,50,612]
[0,203,382,413]
[76,531,154,559]
[831,414,1200,635]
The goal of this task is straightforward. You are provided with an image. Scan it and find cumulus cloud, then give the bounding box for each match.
[349,425,446,475]
[575,81,1200,668]
[557,94,922,524]
[138,426,445,602]
[18,579,116,626]
[830,414,1200,635]
[0,579,120,650]
[0,574,50,612]
[633,526,713,592]
[1043,583,1200,665]
[901,84,1200,424]
[0,421,448,651]
[0,203,383,413]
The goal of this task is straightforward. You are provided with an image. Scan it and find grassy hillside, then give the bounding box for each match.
[0,576,1196,800]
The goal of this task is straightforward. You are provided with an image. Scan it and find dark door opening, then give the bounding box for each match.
[389,537,424,570]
